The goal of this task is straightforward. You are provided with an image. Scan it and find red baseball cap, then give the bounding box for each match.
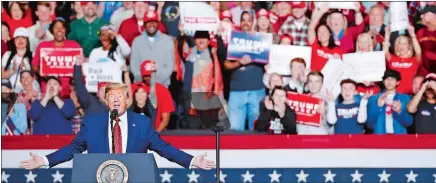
[140,60,155,76]
[280,34,294,44]
[80,1,96,6]
[290,2,306,9]
[220,10,233,22]
[143,11,159,24]
[256,9,270,19]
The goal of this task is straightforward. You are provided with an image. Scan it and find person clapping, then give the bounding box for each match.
[255,86,297,134]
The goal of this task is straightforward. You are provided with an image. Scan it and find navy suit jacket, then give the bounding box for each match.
[46,111,193,168]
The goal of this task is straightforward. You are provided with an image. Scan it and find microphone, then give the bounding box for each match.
[110,109,118,120]
[109,109,118,153]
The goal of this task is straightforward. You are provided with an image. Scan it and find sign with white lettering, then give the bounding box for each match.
[82,62,122,93]
[286,92,322,127]
[268,45,312,75]
[180,2,220,36]
[227,30,273,64]
[343,51,386,83]
[40,48,83,77]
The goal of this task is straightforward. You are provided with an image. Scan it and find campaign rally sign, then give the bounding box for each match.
[390,2,409,32]
[343,51,386,83]
[40,48,83,77]
[82,62,122,93]
[268,45,312,75]
[227,30,273,64]
[286,91,322,127]
[180,2,219,36]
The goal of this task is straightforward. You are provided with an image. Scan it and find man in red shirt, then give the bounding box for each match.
[417,5,436,75]
[132,60,175,132]
[118,2,167,46]
[31,18,82,99]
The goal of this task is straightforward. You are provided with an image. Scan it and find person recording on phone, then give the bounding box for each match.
[255,86,297,134]
[20,83,215,171]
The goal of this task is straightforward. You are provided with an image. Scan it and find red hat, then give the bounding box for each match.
[143,11,159,24]
[80,1,96,6]
[140,60,155,76]
[290,2,306,9]
[98,82,111,92]
[256,9,270,19]
[279,34,294,44]
[131,82,149,94]
[220,10,233,22]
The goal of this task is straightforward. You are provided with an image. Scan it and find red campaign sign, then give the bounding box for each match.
[40,48,83,77]
[286,92,322,127]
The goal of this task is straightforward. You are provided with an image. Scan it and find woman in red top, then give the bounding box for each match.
[1,2,33,37]
[383,25,422,95]
[308,5,343,72]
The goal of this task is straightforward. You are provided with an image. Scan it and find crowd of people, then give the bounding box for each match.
[1,1,435,136]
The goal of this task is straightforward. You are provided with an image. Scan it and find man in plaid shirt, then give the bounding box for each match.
[278,2,310,46]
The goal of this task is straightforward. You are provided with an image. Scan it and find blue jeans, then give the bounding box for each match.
[228,89,266,131]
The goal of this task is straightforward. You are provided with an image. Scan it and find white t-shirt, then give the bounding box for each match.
[88,47,126,66]
[1,51,39,92]
[385,93,395,134]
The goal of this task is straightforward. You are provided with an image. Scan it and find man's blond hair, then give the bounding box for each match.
[105,83,129,96]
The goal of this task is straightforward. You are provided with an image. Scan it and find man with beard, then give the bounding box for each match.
[118,2,167,46]
[278,2,310,46]
[130,11,174,88]
[224,11,266,131]
[68,2,107,57]
[31,18,82,99]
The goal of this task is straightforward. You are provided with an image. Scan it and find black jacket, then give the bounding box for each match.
[255,101,297,134]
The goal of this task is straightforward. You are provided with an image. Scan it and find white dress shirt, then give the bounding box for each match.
[108,112,128,153]
[27,21,54,52]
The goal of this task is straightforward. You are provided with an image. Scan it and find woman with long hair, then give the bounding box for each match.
[383,25,422,95]
[255,9,274,33]
[1,27,39,93]
[1,2,33,36]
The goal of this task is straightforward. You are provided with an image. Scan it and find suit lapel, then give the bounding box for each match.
[126,112,136,153]
[103,112,110,153]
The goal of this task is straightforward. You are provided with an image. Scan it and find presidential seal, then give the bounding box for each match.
[96,160,128,183]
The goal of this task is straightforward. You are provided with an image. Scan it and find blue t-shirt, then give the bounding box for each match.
[230,64,265,91]
[160,2,180,37]
[97,2,123,22]
[334,102,364,134]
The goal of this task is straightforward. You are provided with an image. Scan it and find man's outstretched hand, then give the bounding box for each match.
[20,152,45,170]
[192,153,216,170]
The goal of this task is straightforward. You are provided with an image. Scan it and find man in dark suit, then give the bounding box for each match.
[20,83,215,170]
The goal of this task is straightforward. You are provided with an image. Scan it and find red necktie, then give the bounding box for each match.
[113,118,123,154]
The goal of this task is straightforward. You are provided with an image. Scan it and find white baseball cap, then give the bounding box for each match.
[13,27,29,38]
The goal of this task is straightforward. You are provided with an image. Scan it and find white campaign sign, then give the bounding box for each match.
[343,51,386,83]
[315,2,357,10]
[390,2,409,32]
[180,2,219,36]
[82,62,122,92]
[268,45,312,75]
[321,59,350,98]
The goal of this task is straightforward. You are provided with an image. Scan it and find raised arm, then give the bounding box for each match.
[122,65,133,108]
[407,25,422,64]
[73,60,92,110]
[383,26,391,61]
[308,4,329,45]
[407,82,428,114]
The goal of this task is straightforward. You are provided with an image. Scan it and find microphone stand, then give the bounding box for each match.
[213,127,224,183]
[109,114,115,154]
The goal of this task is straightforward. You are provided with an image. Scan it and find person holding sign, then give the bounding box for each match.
[224,11,266,131]
[296,71,335,135]
[29,76,76,135]
[308,5,343,72]
[327,79,371,134]
[383,25,422,95]
[367,69,413,134]
[255,86,297,134]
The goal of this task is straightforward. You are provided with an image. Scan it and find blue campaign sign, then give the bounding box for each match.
[226,30,273,64]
